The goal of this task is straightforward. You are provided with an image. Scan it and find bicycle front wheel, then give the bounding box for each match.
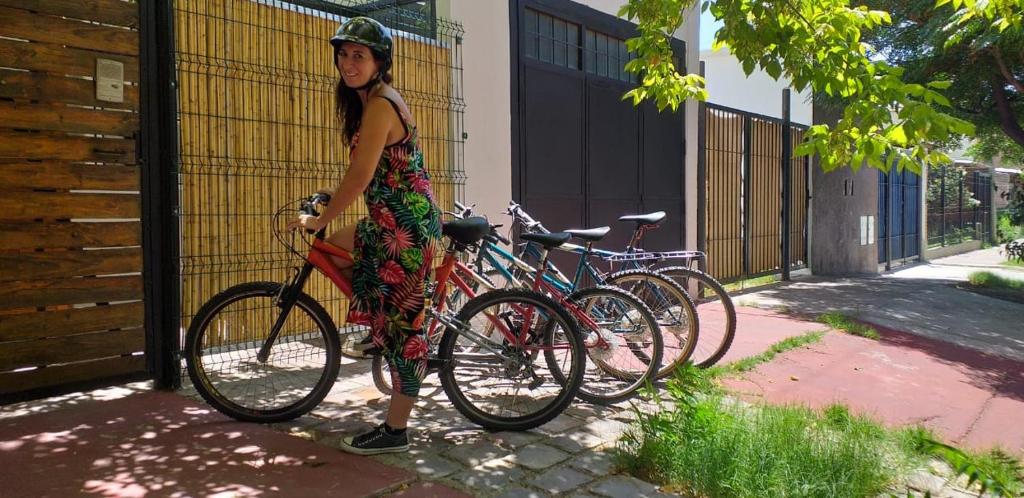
[656,267,736,368]
[437,289,585,432]
[184,281,340,423]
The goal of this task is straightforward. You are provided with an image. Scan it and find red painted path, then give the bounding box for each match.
[720,306,1024,453]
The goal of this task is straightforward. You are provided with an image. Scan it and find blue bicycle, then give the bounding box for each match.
[453,202,701,381]
[502,202,736,370]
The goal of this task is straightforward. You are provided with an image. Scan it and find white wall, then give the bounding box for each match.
[439,0,513,222]
[442,0,700,247]
[701,47,813,125]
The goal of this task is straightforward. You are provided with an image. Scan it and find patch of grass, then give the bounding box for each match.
[968,271,1024,291]
[819,312,882,340]
[723,274,780,293]
[620,365,924,498]
[709,330,826,376]
[1002,259,1024,268]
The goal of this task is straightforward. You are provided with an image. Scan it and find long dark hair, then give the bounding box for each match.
[334,54,393,145]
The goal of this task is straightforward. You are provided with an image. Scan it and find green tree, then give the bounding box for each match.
[858,0,1024,165]
[619,0,1023,173]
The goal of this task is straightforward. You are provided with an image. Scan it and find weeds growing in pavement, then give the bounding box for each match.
[819,312,882,340]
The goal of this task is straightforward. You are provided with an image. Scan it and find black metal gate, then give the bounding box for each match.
[510,0,686,255]
[878,168,921,266]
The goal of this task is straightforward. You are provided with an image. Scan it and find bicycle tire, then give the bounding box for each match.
[604,269,700,379]
[545,285,663,405]
[184,281,340,423]
[655,267,737,368]
[437,289,585,431]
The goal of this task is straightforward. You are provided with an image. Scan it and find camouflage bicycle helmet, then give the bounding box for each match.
[330,16,393,71]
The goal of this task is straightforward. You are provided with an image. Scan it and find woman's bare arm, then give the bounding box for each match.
[314,97,396,225]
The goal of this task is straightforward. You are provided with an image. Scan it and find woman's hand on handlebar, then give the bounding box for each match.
[287,213,325,232]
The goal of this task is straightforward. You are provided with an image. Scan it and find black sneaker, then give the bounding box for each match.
[339,424,410,455]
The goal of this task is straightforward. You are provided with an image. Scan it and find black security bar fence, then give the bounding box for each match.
[927,164,992,248]
[698,97,810,285]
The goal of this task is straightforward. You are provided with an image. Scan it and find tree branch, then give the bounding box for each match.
[780,0,814,29]
[990,74,1024,148]
[993,45,1024,94]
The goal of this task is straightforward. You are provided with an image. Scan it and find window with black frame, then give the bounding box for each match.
[584,29,637,83]
[524,8,582,70]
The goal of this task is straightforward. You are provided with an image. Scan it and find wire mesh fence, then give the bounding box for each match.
[926,165,991,248]
[172,0,465,341]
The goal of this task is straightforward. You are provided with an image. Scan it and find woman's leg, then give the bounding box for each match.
[325,223,357,279]
[385,393,415,430]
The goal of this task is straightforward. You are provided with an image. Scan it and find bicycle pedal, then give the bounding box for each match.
[528,376,545,390]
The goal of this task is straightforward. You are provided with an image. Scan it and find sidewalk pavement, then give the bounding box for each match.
[733,248,1024,362]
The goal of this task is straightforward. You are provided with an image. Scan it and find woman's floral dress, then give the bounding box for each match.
[347,96,442,398]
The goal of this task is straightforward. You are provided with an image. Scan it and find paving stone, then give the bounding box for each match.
[509,443,572,471]
[536,414,586,435]
[388,480,475,498]
[446,439,510,467]
[565,404,604,419]
[309,418,375,443]
[906,470,949,494]
[494,487,548,498]
[581,418,628,439]
[404,453,464,479]
[589,476,673,498]
[566,493,601,498]
[529,465,595,494]
[938,487,986,498]
[608,408,640,422]
[488,430,544,448]
[568,449,619,476]
[547,430,608,454]
[447,465,528,493]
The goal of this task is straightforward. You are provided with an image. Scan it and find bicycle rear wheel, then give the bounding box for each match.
[184,281,340,423]
[437,289,585,431]
[550,286,663,405]
[604,269,699,379]
[656,267,736,368]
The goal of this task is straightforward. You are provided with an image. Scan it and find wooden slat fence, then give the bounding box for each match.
[0,0,145,397]
[702,103,809,283]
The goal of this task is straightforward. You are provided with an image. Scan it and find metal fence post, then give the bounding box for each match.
[140,0,182,389]
[781,89,792,280]
[940,167,946,247]
[742,115,753,279]
[697,61,708,273]
[959,174,965,244]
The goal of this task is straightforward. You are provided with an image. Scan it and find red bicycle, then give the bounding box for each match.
[183,194,585,431]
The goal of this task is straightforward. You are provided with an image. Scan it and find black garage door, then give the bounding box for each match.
[510,0,686,255]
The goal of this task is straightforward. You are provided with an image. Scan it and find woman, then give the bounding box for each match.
[289,16,442,455]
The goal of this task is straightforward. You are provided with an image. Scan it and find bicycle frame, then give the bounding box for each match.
[259,227,562,362]
[471,239,615,346]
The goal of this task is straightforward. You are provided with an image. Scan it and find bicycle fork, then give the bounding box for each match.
[257,262,316,363]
